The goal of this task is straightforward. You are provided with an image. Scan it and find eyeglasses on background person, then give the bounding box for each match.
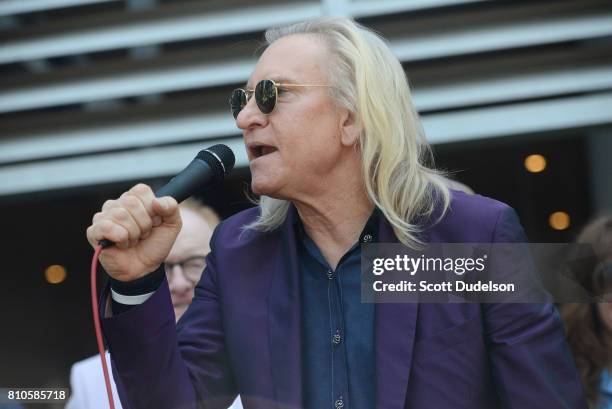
[164,255,207,284]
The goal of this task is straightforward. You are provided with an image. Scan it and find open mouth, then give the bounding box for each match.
[250,143,278,159]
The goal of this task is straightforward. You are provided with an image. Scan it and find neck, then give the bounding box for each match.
[293,176,373,270]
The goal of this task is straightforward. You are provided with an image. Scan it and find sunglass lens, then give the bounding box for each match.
[255,80,276,114]
[230,89,247,119]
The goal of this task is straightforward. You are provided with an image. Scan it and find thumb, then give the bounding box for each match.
[153,196,180,224]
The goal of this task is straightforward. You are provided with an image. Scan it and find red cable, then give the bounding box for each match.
[91,244,117,409]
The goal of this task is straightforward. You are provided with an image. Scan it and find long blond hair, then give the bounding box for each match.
[244,17,450,248]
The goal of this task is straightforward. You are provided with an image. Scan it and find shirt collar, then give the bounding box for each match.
[293,204,381,244]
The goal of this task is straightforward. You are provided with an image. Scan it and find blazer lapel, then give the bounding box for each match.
[268,205,303,409]
[375,217,420,409]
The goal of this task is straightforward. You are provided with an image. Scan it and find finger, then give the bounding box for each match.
[152,215,163,227]
[152,196,181,225]
[127,183,157,216]
[107,207,141,246]
[92,212,101,223]
[90,219,131,249]
[119,193,154,240]
[86,225,98,249]
[101,198,120,213]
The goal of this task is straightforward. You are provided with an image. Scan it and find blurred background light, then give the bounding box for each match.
[549,211,571,231]
[524,154,547,173]
[45,264,67,284]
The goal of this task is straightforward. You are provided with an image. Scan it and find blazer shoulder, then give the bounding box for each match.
[209,206,274,251]
[430,189,521,242]
[448,189,513,222]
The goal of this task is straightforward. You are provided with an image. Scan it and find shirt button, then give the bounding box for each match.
[335,398,344,409]
[332,333,342,345]
[326,270,333,280]
[362,234,373,243]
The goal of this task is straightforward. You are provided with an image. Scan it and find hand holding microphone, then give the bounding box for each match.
[85,144,235,282]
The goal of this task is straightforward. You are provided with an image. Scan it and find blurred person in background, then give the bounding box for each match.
[562,215,612,409]
[67,200,243,409]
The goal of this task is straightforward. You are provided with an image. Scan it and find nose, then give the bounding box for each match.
[236,94,268,131]
[167,265,193,294]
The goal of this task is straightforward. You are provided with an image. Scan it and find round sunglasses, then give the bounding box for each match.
[229,79,329,119]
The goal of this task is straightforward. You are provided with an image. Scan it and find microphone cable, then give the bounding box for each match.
[91,244,116,409]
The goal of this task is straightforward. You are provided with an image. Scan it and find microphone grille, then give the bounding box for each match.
[197,144,235,178]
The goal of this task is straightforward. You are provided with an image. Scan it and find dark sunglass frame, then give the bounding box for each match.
[230,79,329,119]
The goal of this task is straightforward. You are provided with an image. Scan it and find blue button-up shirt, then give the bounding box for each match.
[298,210,378,409]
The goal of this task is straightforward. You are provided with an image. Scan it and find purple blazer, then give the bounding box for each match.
[101,190,587,409]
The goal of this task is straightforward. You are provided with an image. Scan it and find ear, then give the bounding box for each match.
[339,109,362,147]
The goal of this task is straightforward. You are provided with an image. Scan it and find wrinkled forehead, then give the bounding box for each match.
[246,34,329,89]
[167,209,213,260]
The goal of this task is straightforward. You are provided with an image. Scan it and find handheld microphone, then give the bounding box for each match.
[99,144,235,249]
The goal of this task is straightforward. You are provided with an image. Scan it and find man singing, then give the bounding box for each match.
[87,17,586,409]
